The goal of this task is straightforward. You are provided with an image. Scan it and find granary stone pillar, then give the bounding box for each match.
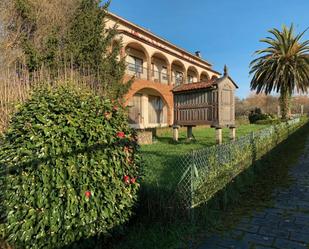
[173,125,180,141]
[216,127,222,145]
[229,126,236,141]
[187,126,193,140]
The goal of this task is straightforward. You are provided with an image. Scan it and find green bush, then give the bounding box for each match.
[255,119,280,125]
[248,108,275,123]
[0,85,142,249]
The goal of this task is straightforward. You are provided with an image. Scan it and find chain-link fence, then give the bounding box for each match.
[175,118,304,218]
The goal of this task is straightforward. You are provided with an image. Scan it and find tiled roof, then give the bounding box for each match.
[172,79,217,93]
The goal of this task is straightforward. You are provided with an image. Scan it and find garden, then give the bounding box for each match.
[140,124,269,196]
[1,0,309,249]
[109,118,309,249]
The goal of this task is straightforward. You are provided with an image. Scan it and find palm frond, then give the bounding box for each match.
[250,24,309,96]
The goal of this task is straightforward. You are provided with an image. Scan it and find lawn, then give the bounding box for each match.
[110,121,309,249]
[140,124,269,191]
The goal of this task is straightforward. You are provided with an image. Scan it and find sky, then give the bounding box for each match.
[109,0,309,98]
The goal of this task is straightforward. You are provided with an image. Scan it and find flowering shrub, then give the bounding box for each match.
[0,85,142,249]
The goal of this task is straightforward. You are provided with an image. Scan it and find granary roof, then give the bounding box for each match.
[172,79,216,93]
[172,74,239,93]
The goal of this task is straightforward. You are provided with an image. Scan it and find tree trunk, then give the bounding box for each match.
[279,88,291,120]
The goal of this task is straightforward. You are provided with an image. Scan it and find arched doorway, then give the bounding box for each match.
[128,88,168,128]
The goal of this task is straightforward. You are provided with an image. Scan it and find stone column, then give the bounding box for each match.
[301,105,304,116]
[120,47,126,58]
[183,68,187,84]
[147,56,151,81]
[167,64,172,85]
[187,126,193,140]
[230,126,236,141]
[196,73,201,82]
[141,94,148,128]
[216,127,222,145]
[173,125,180,141]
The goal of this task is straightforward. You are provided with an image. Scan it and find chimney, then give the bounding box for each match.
[195,51,201,58]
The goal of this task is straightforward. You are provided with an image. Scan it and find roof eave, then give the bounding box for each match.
[107,12,215,68]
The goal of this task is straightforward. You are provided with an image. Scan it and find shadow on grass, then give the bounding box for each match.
[108,122,309,249]
[10,123,302,249]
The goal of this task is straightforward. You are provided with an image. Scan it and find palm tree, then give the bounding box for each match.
[250,24,309,119]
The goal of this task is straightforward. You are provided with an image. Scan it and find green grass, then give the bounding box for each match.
[109,121,309,249]
[140,124,269,191]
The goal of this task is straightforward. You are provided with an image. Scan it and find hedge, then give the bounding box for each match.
[177,117,307,210]
[0,85,142,249]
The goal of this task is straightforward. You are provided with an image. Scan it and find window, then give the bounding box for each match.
[127,55,143,75]
[161,66,168,81]
[175,71,183,85]
[187,75,194,83]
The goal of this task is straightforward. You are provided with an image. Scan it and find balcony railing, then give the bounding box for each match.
[151,70,169,84]
[126,62,187,86]
[173,76,184,86]
[126,62,148,79]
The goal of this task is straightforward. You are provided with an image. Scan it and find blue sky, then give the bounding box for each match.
[109,0,309,98]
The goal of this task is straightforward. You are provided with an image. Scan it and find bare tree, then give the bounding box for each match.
[0,0,79,69]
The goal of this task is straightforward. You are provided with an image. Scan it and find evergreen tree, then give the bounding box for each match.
[67,0,131,99]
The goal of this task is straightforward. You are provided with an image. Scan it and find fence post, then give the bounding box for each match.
[250,131,256,162]
[190,151,195,225]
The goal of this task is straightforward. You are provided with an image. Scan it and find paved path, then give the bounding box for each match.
[199,138,309,249]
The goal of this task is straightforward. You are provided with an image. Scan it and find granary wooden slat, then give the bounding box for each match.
[172,66,238,128]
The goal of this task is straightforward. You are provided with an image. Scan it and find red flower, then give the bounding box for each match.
[85,191,91,198]
[116,131,125,138]
[130,178,136,184]
[123,175,130,184]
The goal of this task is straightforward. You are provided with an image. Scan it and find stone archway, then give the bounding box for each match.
[171,60,186,86]
[200,71,210,82]
[187,66,199,83]
[126,86,172,128]
[124,41,150,80]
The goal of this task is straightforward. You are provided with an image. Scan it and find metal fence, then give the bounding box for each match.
[176,118,303,214]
